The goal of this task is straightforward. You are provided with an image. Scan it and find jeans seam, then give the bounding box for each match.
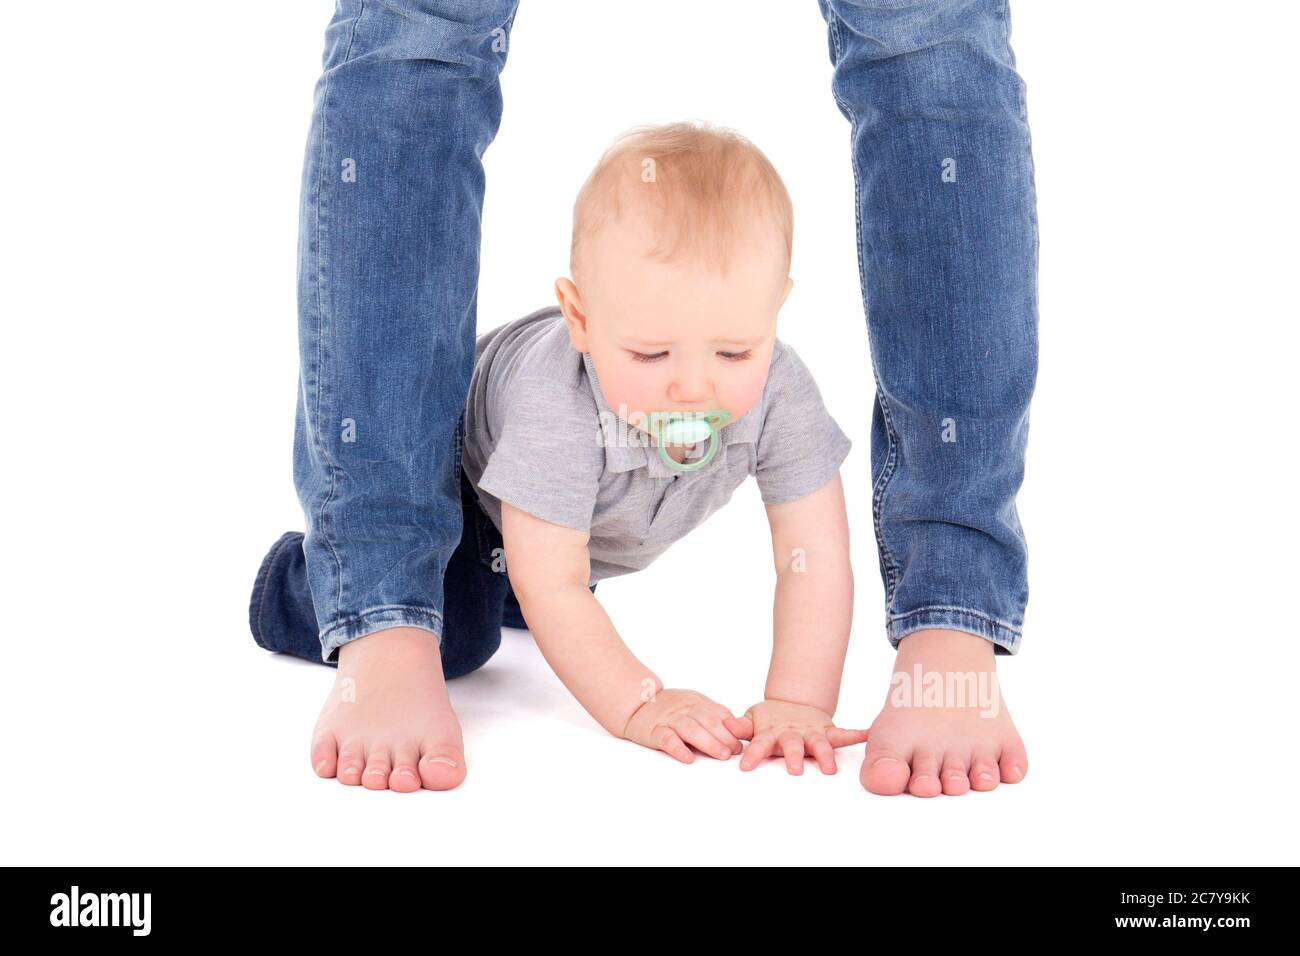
[453,416,464,487]
[888,604,1021,636]
[312,43,339,615]
[343,1,366,63]
[309,2,369,623]
[826,9,904,608]
[872,391,902,604]
[887,606,1022,655]
[319,604,445,645]
[253,533,296,647]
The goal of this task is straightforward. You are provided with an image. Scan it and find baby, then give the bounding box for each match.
[250,121,867,789]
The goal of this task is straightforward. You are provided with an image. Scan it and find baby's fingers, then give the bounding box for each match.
[652,726,695,764]
[807,734,838,775]
[826,726,871,748]
[738,732,777,771]
[723,715,754,741]
[670,715,734,761]
[694,710,742,754]
[779,733,806,775]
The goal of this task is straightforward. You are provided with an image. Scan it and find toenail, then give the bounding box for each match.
[342,766,358,774]
[1011,766,1024,781]
[398,768,416,778]
[423,755,458,768]
[365,767,386,776]
[872,757,900,767]
[979,771,995,781]
[314,759,329,773]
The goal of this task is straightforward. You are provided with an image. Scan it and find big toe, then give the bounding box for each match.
[419,743,465,791]
[999,741,1029,784]
[310,733,338,779]
[861,743,912,795]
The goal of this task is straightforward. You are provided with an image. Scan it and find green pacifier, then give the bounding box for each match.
[642,409,733,473]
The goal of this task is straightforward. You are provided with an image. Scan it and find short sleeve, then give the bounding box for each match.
[475,375,605,531]
[754,344,853,505]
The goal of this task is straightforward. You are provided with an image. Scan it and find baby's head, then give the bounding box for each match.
[555,120,794,442]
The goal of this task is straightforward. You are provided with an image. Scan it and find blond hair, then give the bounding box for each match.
[570,120,793,282]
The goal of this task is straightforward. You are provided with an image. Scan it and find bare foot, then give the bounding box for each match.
[860,628,1028,797]
[309,627,465,792]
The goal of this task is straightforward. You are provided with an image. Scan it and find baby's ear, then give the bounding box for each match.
[561,312,590,354]
[553,277,572,312]
[779,275,794,308]
[556,282,591,351]
[554,276,583,312]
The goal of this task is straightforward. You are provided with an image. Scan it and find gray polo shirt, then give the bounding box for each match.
[461,306,852,583]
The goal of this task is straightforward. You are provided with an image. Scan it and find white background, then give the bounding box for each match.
[3,1,1296,865]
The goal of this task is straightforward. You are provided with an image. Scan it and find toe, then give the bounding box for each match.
[999,742,1029,784]
[336,743,366,786]
[390,746,423,793]
[418,741,466,791]
[310,733,338,779]
[940,754,971,795]
[362,750,392,790]
[907,751,943,797]
[861,741,911,795]
[969,747,1001,791]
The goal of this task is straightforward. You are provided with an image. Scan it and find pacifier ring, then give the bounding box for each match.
[643,408,733,473]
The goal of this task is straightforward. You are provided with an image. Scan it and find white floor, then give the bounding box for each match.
[11,470,1297,865]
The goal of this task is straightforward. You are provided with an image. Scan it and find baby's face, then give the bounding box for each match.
[559,212,791,445]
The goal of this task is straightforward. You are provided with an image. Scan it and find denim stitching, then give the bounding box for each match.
[320,604,445,641]
[872,391,901,604]
[311,2,370,623]
[254,533,295,647]
[312,34,340,616]
[343,1,366,63]
[452,416,464,486]
[826,9,903,607]
[889,604,1021,636]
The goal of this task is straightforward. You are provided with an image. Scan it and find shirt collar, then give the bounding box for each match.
[581,349,763,478]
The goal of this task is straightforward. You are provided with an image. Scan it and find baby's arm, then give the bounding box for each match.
[765,471,853,710]
[728,471,870,773]
[500,501,741,762]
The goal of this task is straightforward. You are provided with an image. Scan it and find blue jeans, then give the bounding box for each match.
[251,416,598,672]
[251,0,1037,669]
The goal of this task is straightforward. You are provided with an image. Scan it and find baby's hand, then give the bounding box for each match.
[621,688,743,763]
[724,700,871,775]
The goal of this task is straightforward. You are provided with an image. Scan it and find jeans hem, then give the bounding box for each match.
[249,531,301,654]
[319,606,444,665]
[886,606,1021,657]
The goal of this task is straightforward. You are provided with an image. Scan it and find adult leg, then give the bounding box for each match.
[295,0,520,663]
[289,0,521,790]
[817,0,1036,795]
[248,467,510,680]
